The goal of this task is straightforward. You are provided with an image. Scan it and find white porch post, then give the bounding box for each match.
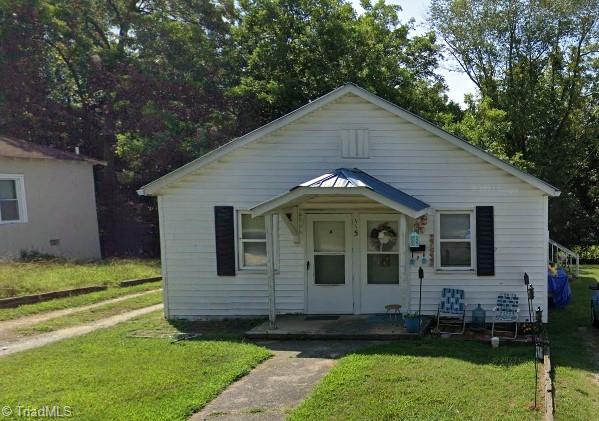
[265,212,277,328]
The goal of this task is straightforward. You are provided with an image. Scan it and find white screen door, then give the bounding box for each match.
[306,214,353,314]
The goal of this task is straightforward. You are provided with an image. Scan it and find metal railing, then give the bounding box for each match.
[549,239,580,277]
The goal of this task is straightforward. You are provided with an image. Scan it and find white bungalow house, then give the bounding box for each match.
[138,84,560,324]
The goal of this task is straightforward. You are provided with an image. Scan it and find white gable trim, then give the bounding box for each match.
[348,85,560,196]
[138,84,560,197]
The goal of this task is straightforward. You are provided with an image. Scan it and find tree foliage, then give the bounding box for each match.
[0,0,460,255]
[1,0,596,253]
[431,0,599,246]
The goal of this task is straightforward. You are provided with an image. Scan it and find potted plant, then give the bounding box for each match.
[403,312,420,333]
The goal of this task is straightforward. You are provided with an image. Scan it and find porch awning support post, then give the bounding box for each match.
[265,212,277,328]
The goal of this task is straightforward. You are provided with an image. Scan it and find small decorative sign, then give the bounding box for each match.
[409,230,420,248]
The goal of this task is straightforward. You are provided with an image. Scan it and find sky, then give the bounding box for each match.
[350,0,477,106]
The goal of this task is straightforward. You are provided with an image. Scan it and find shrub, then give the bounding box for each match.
[573,245,599,264]
[18,250,63,263]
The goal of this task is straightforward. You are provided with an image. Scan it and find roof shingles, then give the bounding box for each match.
[0,135,104,165]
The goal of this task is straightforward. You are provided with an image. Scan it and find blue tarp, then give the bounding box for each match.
[548,267,571,307]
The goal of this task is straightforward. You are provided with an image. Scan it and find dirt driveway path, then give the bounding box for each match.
[190,340,382,421]
[0,303,163,357]
[0,289,161,334]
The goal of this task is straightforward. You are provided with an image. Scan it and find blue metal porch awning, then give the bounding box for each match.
[251,168,429,218]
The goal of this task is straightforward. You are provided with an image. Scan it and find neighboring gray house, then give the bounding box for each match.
[139,84,560,323]
[0,135,103,260]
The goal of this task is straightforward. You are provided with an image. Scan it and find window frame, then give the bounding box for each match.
[0,174,27,224]
[435,210,475,271]
[237,211,278,271]
[364,217,402,285]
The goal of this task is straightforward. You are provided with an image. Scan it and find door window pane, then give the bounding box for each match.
[241,214,266,239]
[440,242,471,267]
[0,201,19,221]
[314,221,345,252]
[367,254,399,284]
[314,255,345,284]
[440,214,471,239]
[242,242,267,267]
[0,180,16,200]
[367,221,398,252]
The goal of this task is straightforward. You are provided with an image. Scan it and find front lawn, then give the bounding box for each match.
[290,265,599,421]
[290,339,538,420]
[548,265,599,420]
[0,258,160,298]
[0,281,161,321]
[0,312,270,420]
[15,290,163,336]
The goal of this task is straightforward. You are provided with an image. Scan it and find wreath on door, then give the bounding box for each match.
[369,223,397,252]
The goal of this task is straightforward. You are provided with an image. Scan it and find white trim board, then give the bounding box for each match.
[137,84,561,197]
[250,187,428,219]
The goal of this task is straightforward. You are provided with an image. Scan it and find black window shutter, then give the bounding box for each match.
[476,206,495,276]
[214,206,236,276]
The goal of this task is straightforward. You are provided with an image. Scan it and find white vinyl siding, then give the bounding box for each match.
[158,92,548,321]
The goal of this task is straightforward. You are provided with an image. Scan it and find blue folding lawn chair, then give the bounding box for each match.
[436,288,466,335]
[491,293,520,339]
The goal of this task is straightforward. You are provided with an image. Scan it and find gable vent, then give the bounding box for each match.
[339,129,369,158]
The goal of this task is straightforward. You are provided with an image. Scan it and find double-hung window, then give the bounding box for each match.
[0,175,26,224]
[238,212,278,270]
[436,211,474,270]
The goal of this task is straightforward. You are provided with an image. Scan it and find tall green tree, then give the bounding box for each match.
[233,0,458,132]
[1,0,238,254]
[1,0,457,256]
[430,0,599,246]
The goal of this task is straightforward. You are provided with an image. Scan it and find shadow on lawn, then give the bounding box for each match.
[546,271,599,375]
[261,335,535,365]
[166,317,266,341]
[165,317,534,364]
[161,269,599,373]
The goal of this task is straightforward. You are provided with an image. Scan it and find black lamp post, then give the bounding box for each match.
[525,272,540,409]
[418,266,424,330]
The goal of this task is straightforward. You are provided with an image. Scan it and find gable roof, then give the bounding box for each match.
[0,135,105,166]
[251,168,430,218]
[298,168,429,212]
[138,83,560,197]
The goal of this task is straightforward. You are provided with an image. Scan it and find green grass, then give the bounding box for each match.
[289,339,538,420]
[0,281,161,321]
[548,265,599,420]
[16,290,163,335]
[0,258,160,298]
[0,312,270,420]
[290,265,599,420]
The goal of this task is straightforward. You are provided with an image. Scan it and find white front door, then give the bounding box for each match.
[306,214,353,314]
[359,214,406,313]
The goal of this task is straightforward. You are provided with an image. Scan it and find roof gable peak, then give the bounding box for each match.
[138,84,560,197]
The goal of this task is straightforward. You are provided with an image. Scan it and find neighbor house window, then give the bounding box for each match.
[238,212,278,270]
[0,175,26,224]
[436,211,474,270]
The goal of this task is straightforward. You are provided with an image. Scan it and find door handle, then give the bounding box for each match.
[306,261,310,271]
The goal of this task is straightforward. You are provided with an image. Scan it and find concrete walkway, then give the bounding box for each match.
[191,340,381,421]
[0,303,163,357]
